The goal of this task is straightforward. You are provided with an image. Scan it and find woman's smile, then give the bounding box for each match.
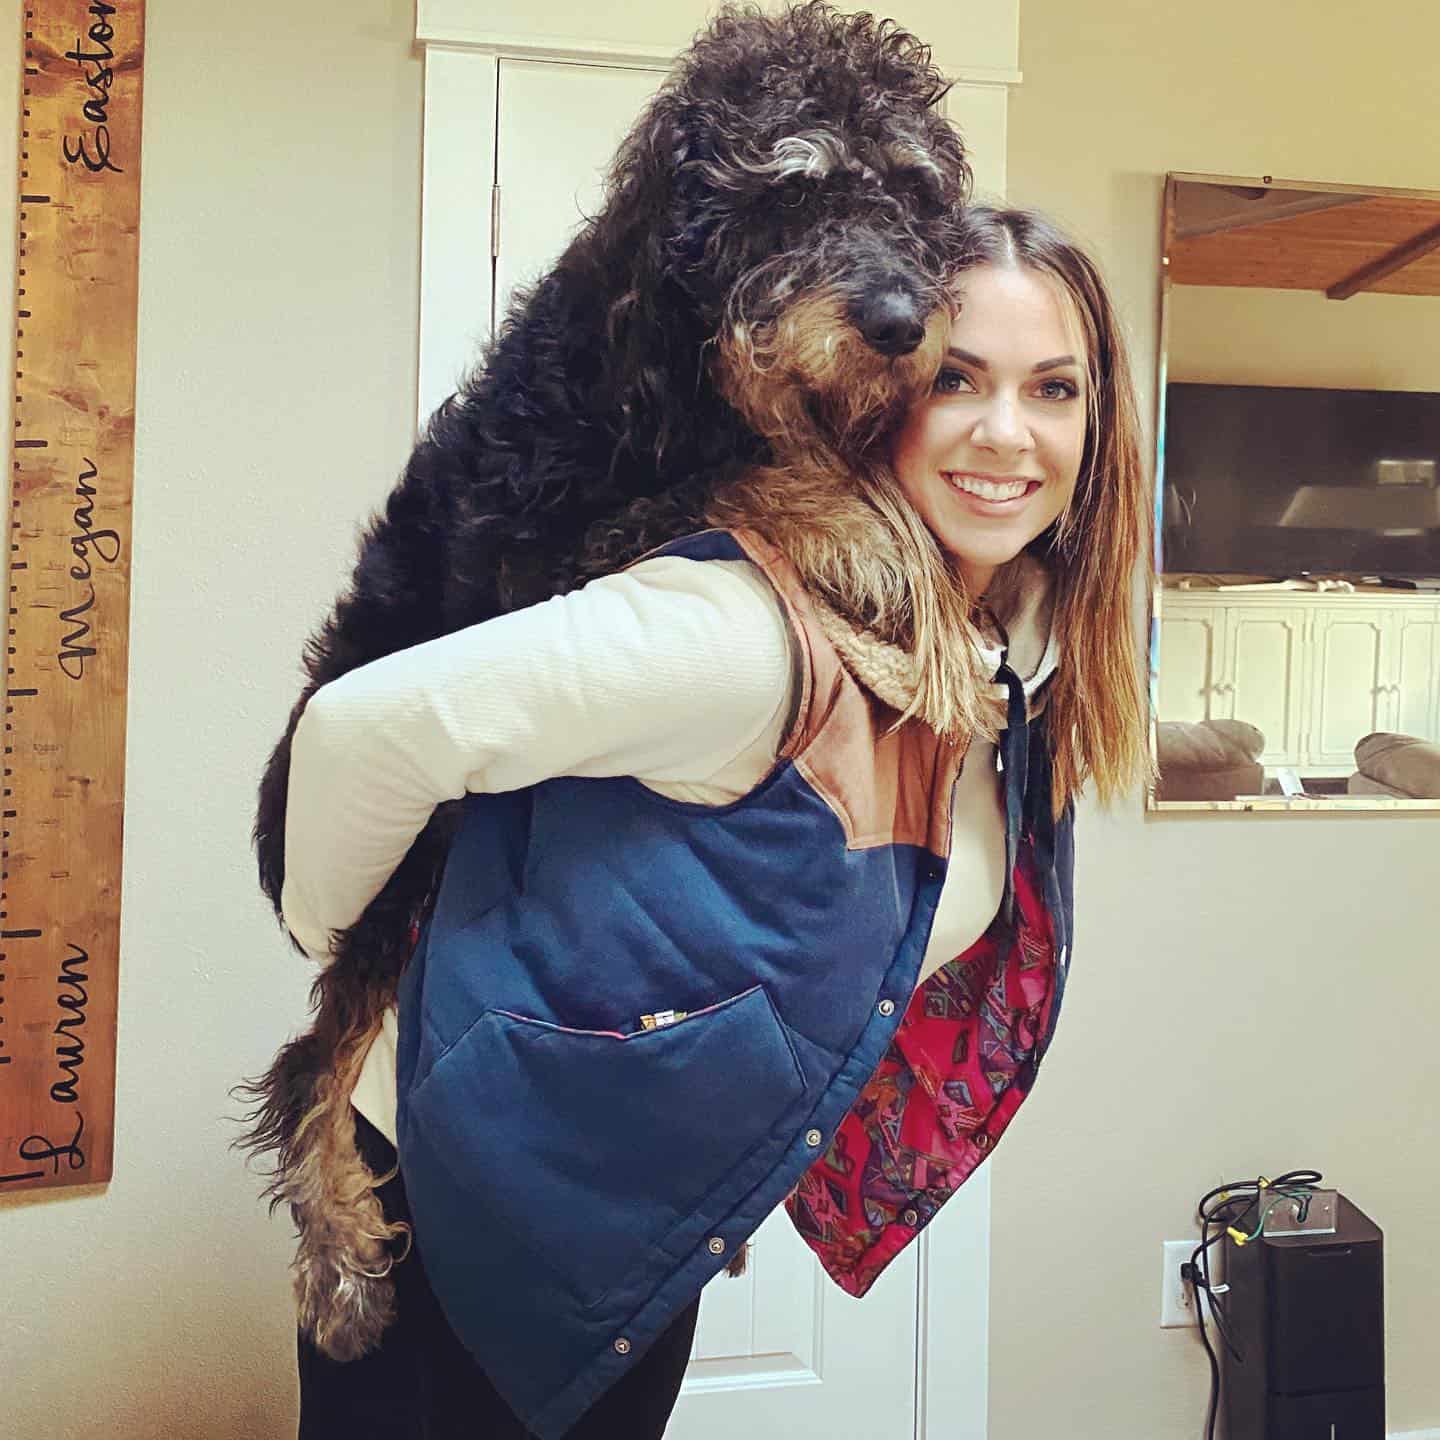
[941,471,1044,506]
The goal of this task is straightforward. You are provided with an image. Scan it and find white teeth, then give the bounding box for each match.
[944,473,1030,502]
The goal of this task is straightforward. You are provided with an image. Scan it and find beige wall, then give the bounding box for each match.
[997,3,1440,1438]
[0,1,426,1435]
[1171,283,1440,389]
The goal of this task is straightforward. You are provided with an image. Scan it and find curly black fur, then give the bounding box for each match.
[236,1,970,1342]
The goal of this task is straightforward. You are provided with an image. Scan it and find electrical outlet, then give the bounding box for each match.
[1160,1239,1197,1328]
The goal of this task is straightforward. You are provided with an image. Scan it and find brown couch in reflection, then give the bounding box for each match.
[1156,719,1266,802]
[1347,732,1440,799]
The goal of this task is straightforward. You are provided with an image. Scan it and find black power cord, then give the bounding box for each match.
[1183,1169,1324,1440]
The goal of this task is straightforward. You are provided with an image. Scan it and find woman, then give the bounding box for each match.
[283,205,1149,1440]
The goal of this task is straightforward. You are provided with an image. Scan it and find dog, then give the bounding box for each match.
[238,0,970,1361]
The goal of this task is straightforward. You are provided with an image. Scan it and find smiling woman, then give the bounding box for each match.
[892,261,1089,595]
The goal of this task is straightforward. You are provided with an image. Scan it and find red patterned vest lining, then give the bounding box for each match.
[786,838,1057,1296]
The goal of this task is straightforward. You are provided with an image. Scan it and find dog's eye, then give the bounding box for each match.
[776,178,806,209]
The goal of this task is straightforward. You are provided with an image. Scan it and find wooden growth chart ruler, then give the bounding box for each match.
[0,0,144,1193]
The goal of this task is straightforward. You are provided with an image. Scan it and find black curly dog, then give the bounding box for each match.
[239,0,970,1358]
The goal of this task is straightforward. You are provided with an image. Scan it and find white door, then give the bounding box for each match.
[493,59,666,327]
[418,50,996,1438]
[674,1205,920,1436]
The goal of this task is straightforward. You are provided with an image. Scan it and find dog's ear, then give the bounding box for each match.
[659,104,731,287]
[603,93,711,294]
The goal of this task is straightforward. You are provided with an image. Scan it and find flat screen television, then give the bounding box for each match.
[1161,382,1440,581]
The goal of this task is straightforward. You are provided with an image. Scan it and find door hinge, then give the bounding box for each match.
[490,185,501,260]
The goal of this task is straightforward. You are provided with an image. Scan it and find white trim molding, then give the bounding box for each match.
[417,27,1021,86]
[918,1168,991,1440]
[419,33,680,70]
[414,0,1023,82]
[414,31,1025,89]
[416,46,499,428]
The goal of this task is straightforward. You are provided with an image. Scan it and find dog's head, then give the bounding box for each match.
[599,2,969,456]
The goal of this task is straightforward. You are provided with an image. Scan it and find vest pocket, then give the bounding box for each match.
[407,984,806,1309]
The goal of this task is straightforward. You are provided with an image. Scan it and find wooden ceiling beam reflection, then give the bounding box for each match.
[1168,188,1440,298]
[1326,218,1440,300]
[1174,187,1362,242]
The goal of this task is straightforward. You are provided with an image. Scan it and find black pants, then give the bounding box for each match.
[297,1110,700,1440]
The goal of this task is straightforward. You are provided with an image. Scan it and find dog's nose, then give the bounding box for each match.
[856,291,927,356]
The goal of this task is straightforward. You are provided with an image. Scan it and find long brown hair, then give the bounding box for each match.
[960,205,1152,809]
[709,204,1152,812]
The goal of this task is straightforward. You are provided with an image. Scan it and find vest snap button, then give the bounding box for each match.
[878,999,896,1017]
[805,1128,823,1148]
[707,1236,725,1255]
[614,1337,632,1356]
[902,1208,919,1227]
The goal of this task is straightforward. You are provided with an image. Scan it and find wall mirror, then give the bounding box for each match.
[1149,172,1440,811]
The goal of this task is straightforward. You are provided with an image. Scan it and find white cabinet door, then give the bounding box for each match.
[1158,601,1224,723]
[1394,607,1440,744]
[1222,607,1305,766]
[1306,607,1394,767]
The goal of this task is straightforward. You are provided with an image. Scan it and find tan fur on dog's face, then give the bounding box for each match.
[715,293,951,463]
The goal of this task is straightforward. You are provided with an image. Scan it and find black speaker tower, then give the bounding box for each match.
[1222,1193,1384,1439]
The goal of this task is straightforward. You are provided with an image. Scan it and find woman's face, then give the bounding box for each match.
[890,262,1088,595]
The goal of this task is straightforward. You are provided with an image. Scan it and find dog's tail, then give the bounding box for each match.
[233,936,411,1359]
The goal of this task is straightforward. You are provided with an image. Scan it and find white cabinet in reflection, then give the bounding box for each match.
[1395,611,1440,740]
[1225,607,1306,767]
[1155,602,1223,724]
[1159,589,1440,777]
[1308,606,1394,769]
[1156,598,1304,766]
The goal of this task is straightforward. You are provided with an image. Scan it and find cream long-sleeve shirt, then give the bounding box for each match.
[282,553,1057,1142]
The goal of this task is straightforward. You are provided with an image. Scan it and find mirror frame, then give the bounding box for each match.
[1147,170,1440,813]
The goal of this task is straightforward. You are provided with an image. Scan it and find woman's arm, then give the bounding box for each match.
[280,557,793,959]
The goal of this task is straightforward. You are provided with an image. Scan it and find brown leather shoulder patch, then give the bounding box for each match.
[731,529,961,855]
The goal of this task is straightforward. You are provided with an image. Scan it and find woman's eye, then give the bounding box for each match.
[1036,377,1080,401]
[933,367,973,395]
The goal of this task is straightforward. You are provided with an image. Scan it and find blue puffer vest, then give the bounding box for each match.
[395,529,1075,1438]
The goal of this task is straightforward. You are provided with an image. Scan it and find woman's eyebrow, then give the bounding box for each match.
[945,346,1079,373]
